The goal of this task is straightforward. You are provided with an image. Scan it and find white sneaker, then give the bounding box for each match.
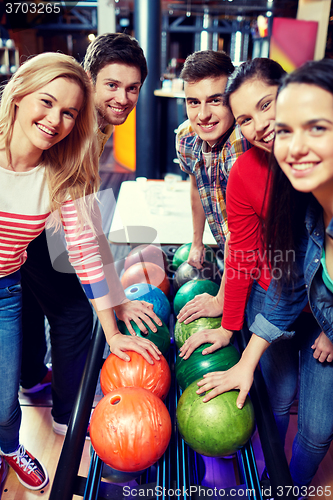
[52,421,68,436]
[52,421,90,440]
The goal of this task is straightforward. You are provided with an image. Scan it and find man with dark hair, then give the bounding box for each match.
[176,50,251,322]
[83,33,148,134]
[19,33,160,436]
[84,32,148,85]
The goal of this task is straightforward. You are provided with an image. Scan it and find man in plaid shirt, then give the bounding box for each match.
[176,50,251,322]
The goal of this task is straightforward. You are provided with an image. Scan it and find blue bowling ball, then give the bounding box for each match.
[124,283,171,326]
[102,464,146,483]
[89,443,145,483]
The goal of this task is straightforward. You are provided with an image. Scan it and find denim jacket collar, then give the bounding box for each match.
[251,196,333,344]
[305,197,333,243]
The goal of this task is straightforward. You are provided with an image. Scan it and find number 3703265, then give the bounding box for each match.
[277,485,332,497]
[6,2,61,14]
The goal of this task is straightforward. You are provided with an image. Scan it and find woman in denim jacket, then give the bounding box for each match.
[196,59,333,492]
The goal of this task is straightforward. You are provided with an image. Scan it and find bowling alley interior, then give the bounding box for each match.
[1,0,333,499]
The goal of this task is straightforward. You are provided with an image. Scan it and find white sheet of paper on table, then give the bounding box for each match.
[108,180,216,246]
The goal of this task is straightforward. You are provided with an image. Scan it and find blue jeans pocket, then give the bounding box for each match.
[6,283,22,295]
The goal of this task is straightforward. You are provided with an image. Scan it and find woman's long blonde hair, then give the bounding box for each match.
[0,52,99,229]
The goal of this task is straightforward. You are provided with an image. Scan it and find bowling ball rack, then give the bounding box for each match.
[49,246,297,500]
[49,323,297,500]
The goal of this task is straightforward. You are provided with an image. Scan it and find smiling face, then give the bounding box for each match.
[229,79,278,153]
[92,62,141,130]
[274,83,333,199]
[184,76,234,147]
[14,77,83,154]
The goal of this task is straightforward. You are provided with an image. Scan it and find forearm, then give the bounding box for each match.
[221,258,254,330]
[250,278,308,341]
[215,238,229,310]
[62,200,127,308]
[90,298,120,345]
[190,174,206,246]
[240,333,270,371]
[97,233,127,307]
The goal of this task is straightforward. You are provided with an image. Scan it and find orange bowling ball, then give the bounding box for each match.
[90,387,172,472]
[100,351,171,400]
[121,261,170,296]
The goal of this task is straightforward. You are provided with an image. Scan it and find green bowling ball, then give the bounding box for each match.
[175,342,240,391]
[172,243,217,271]
[173,279,220,316]
[117,318,170,356]
[174,316,222,349]
[176,382,255,457]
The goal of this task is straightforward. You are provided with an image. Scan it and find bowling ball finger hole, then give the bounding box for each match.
[110,396,121,405]
[130,287,139,293]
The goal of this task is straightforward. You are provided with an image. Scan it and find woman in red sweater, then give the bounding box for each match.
[179,58,286,357]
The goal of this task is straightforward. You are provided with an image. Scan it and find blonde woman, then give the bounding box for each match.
[0,52,160,491]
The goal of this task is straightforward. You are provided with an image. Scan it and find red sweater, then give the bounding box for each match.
[222,147,271,331]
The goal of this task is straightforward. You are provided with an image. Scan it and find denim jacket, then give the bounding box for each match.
[250,198,333,344]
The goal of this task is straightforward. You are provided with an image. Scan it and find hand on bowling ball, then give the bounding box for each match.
[196,357,254,408]
[187,242,205,269]
[179,325,233,360]
[177,293,223,324]
[108,332,161,365]
[114,299,163,335]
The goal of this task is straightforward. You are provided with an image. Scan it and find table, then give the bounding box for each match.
[108,180,217,246]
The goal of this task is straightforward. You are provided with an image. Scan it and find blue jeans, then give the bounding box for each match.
[0,271,22,454]
[247,281,333,487]
[20,231,93,424]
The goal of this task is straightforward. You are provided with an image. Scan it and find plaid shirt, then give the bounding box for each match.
[97,124,114,157]
[176,120,251,249]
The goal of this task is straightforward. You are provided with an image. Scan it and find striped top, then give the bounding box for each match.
[0,164,108,300]
[176,119,252,249]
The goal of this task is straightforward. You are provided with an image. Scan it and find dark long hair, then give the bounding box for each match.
[223,58,287,279]
[223,57,286,108]
[266,58,333,286]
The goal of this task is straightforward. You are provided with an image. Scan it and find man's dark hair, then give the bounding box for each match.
[83,32,148,85]
[180,50,234,83]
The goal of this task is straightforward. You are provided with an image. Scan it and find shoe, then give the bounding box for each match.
[20,365,52,394]
[52,421,68,436]
[2,445,48,490]
[0,456,8,493]
[53,420,90,440]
